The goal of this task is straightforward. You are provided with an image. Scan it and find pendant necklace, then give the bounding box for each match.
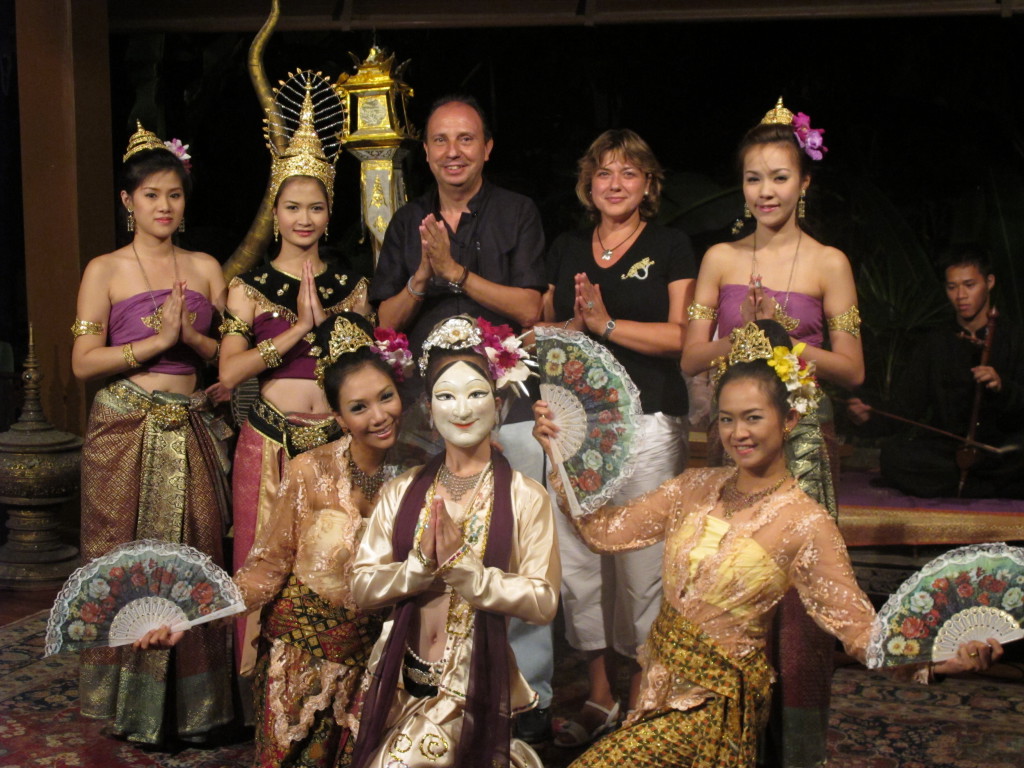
[133,242,182,333]
[437,461,489,502]
[596,219,643,261]
[750,228,801,333]
[720,472,791,519]
[347,447,392,499]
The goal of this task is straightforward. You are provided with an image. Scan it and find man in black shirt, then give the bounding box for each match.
[850,253,1024,497]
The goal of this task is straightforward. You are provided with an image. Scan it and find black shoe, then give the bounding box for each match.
[514,706,552,745]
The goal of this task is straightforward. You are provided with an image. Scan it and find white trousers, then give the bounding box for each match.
[555,412,687,657]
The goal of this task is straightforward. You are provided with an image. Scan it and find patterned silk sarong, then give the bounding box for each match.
[252,575,382,767]
[573,601,771,768]
[79,379,233,745]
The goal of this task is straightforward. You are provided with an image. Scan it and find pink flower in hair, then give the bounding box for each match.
[373,327,413,382]
[164,138,193,172]
[792,112,828,161]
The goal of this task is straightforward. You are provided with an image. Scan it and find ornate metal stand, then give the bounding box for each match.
[0,324,81,589]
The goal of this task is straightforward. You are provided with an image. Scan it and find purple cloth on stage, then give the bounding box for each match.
[717,283,824,347]
[107,289,213,374]
[253,314,316,381]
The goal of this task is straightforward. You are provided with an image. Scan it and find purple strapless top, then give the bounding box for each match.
[717,283,824,347]
[108,289,214,374]
[253,314,316,381]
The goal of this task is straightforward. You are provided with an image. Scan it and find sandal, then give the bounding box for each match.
[553,699,621,748]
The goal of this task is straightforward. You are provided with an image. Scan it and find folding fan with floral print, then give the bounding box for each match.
[44,539,245,656]
[866,542,1024,669]
[535,326,644,518]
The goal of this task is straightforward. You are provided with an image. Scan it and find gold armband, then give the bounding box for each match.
[122,343,140,369]
[827,305,862,338]
[70,319,104,339]
[217,311,254,342]
[687,302,718,322]
[257,338,283,368]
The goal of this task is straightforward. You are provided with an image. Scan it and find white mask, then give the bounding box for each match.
[430,361,497,449]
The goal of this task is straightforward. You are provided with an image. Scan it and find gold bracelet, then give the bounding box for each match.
[206,341,221,364]
[257,338,283,368]
[827,305,862,338]
[687,302,718,322]
[122,343,140,369]
[70,319,104,339]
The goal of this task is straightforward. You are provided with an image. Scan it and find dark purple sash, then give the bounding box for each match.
[351,451,514,768]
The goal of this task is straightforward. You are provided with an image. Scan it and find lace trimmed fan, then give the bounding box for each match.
[866,542,1024,669]
[535,327,644,518]
[44,539,245,657]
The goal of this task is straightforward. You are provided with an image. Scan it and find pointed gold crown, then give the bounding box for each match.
[710,322,774,384]
[267,72,344,209]
[311,316,374,389]
[761,97,795,126]
[123,121,170,162]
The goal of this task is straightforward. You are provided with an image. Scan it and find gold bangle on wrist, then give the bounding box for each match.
[687,302,718,322]
[257,338,283,368]
[122,343,140,369]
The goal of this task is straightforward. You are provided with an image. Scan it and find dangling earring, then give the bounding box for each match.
[731,203,751,236]
[178,217,186,233]
[127,209,135,233]
[783,426,793,441]
[798,191,807,220]
[273,216,279,243]
[323,225,329,241]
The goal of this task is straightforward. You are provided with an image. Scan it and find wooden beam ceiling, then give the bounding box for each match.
[108,0,1021,33]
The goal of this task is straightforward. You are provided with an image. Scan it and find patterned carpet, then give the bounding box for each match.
[3,610,1024,767]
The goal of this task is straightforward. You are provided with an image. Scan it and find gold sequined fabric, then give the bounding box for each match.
[687,302,718,322]
[826,304,862,338]
[573,602,770,768]
[79,379,233,744]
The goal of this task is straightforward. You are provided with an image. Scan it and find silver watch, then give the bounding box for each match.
[601,319,616,342]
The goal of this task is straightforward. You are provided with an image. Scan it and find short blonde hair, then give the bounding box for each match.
[575,129,664,222]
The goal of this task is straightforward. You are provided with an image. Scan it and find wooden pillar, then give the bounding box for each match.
[15,0,112,434]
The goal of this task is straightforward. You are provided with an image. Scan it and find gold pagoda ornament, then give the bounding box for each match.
[335,47,419,267]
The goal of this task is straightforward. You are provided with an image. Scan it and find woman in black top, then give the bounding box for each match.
[541,129,696,746]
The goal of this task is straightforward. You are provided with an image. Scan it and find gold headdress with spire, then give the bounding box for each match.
[123,121,171,162]
[761,97,795,126]
[265,70,346,209]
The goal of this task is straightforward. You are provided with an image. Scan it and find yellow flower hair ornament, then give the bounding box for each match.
[767,342,822,414]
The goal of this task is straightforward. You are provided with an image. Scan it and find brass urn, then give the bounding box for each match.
[0,324,81,588]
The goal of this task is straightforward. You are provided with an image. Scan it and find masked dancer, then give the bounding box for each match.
[219,72,370,672]
[350,315,559,768]
[71,123,232,745]
[537,320,1001,768]
[680,98,863,767]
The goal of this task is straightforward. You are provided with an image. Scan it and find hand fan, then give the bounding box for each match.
[866,542,1024,669]
[535,326,644,518]
[44,539,245,657]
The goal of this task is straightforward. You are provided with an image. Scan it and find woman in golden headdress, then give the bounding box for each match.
[680,98,863,767]
[537,321,1001,768]
[218,71,371,673]
[71,123,233,745]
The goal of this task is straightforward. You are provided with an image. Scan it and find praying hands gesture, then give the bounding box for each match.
[740,277,783,325]
[419,496,465,567]
[296,259,327,333]
[419,215,463,284]
[574,273,610,336]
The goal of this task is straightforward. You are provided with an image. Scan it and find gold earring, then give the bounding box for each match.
[798,191,806,220]
[783,426,793,440]
[178,217,186,233]
[273,216,279,242]
[127,209,135,233]
[323,225,329,241]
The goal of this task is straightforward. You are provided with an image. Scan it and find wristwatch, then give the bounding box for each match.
[448,265,469,294]
[601,319,616,343]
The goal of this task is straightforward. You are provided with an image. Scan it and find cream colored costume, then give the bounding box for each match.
[351,465,559,768]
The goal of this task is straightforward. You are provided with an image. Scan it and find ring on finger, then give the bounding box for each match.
[586,301,595,310]
[968,651,980,658]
